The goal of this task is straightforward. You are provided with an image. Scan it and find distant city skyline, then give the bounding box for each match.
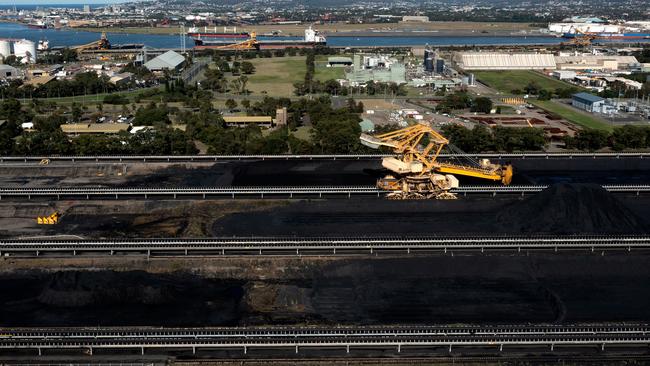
[0,0,133,4]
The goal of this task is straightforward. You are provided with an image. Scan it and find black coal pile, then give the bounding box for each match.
[497,183,647,234]
[0,271,244,327]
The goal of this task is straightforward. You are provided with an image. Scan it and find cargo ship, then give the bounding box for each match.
[26,20,47,29]
[187,26,249,40]
[193,26,326,49]
[562,32,650,39]
[550,21,650,40]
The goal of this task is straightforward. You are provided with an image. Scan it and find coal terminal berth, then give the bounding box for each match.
[193,26,327,50]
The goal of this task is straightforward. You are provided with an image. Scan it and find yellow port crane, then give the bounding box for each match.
[73,32,111,53]
[561,29,596,48]
[360,124,513,199]
[209,32,260,51]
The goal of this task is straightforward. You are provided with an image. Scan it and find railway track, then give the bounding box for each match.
[2,324,650,355]
[0,184,649,200]
[3,235,650,257]
[1,152,650,164]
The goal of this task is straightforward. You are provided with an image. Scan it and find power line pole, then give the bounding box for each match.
[180,24,186,54]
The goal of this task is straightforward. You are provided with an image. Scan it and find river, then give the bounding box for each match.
[0,22,648,49]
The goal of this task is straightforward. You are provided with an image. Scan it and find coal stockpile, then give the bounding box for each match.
[213,183,649,236]
[498,157,650,185]
[3,254,650,326]
[497,184,648,234]
[0,271,244,327]
[119,157,650,188]
[229,160,384,187]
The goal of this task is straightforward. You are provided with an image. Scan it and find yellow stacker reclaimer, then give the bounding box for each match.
[360,124,513,199]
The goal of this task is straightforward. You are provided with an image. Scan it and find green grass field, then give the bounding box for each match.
[532,100,613,131]
[314,63,346,82]
[473,70,579,94]
[236,56,307,96]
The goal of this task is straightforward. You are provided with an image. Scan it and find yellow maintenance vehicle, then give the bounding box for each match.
[360,124,513,199]
[37,211,60,225]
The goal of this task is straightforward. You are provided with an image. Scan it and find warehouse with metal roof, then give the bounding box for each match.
[61,123,131,135]
[144,50,186,72]
[456,52,557,70]
[572,92,605,113]
[555,55,639,71]
[223,116,273,127]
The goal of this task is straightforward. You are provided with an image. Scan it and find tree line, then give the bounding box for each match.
[441,124,546,152]
[564,126,650,151]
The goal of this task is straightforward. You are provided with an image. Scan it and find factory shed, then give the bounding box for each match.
[359,119,375,132]
[555,55,639,71]
[61,123,130,135]
[0,64,18,79]
[457,53,556,70]
[327,56,353,67]
[223,116,273,127]
[572,92,605,113]
[144,51,186,72]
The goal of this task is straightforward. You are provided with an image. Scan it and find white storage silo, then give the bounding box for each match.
[14,39,37,64]
[0,39,11,60]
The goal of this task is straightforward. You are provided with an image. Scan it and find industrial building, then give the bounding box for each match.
[401,15,429,23]
[224,110,286,127]
[456,52,639,72]
[275,108,288,126]
[61,123,131,135]
[554,55,639,71]
[346,54,406,86]
[572,92,605,113]
[0,64,19,79]
[552,70,577,80]
[0,39,37,64]
[456,53,557,70]
[223,116,273,128]
[327,56,353,67]
[144,50,185,72]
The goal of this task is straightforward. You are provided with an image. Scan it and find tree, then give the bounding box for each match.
[240,61,256,74]
[225,99,237,110]
[564,129,609,151]
[538,89,552,101]
[238,75,249,94]
[524,81,541,95]
[71,103,83,122]
[471,97,493,113]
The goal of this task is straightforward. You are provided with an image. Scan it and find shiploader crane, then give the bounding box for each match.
[360,124,513,199]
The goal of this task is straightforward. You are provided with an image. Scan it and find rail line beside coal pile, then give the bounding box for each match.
[2,235,650,257]
[2,324,650,356]
[3,152,650,164]
[0,185,649,200]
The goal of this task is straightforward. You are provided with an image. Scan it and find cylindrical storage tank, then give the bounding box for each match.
[424,57,434,72]
[14,39,37,64]
[435,59,445,74]
[468,73,476,86]
[0,40,11,60]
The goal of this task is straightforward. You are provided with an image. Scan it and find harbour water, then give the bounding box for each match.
[0,22,648,49]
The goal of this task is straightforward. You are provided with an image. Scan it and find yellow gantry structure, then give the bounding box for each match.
[365,124,449,174]
[212,32,260,50]
[361,124,512,185]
